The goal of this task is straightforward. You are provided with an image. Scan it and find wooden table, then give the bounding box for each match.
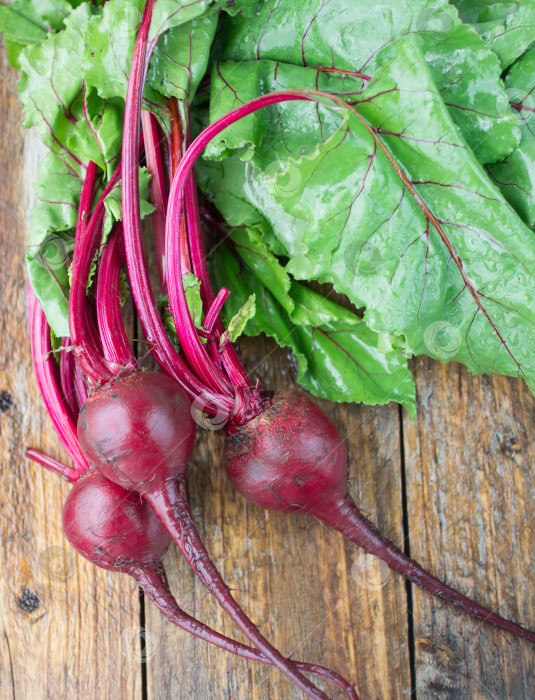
[1,43,534,699]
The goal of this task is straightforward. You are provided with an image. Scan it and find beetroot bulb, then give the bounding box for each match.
[224,390,535,645]
[158,90,535,649]
[77,373,336,700]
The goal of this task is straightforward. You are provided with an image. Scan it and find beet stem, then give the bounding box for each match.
[140,109,168,290]
[96,224,137,369]
[166,173,235,394]
[29,288,90,472]
[185,174,252,389]
[72,160,103,346]
[202,288,230,335]
[133,562,358,700]
[59,337,79,418]
[168,97,184,177]
[167,160,251,395]
[149,480,329,700]
[74,160,109,372]
[168,99,194,276]
[120,0,234,417]
[167,99,252,389]
[69,163,122,385]
[322,495,535,645]
[73,362,88,410]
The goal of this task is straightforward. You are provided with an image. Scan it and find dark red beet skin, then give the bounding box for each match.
[63,469,171,571]
[78,371,195,495]
[225,390,348,514]
[225,389,535,646]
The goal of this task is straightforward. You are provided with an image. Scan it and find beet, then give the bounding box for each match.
[78,371,195,494]
[225,390,348,513]
[224,389,535,645]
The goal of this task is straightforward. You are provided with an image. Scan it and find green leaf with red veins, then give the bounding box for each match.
[146,0,251,41]
[146,13,218,103]
[26,151,81,337]
[208,231,416,413]
[487,45,535,227]
[17,2,124,175]
[82,0,218,118]
[82,0,145,101]
[451,0,535,69]
[70,87,125,180]
[16,2,127,335]
[216,0,519,164]
[18,3,97,170]
[148,0,219,40]
[203,42,535,393]
[197,149,293,258]
[0,0,76,67]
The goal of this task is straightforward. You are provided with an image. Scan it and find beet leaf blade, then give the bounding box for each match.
[451,0,535,69]
[202,45,535,393]
[208,223,417,412]
[487,45,535,228]
[216,0,520,164]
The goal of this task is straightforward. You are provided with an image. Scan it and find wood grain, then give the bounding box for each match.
[0,46,141,700]
[403,359,535,698]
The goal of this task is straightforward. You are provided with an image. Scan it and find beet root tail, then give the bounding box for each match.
[132,563,359,699]
[148,480,331,700]
[320,495,535,645]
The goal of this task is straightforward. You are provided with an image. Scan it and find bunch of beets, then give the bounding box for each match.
[26,1,535,697]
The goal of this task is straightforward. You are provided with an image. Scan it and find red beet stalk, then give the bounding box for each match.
[120,0,234,417]
[95,224,136,370]
[28,286,89,475]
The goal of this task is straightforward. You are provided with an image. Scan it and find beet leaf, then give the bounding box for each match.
[451,0,535,68]
[216,0,520,164]
[208,223,417,412]
[201,50,535,393]
[487,45,535,227]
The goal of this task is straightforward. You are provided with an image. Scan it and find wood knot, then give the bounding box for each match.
[0,390,13,413]
[16,587,39,614]
[497,431,520,458]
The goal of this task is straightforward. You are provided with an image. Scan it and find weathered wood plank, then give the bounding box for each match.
[0,46,142,700]
[145,335,411,699]
[403,358,535,698]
